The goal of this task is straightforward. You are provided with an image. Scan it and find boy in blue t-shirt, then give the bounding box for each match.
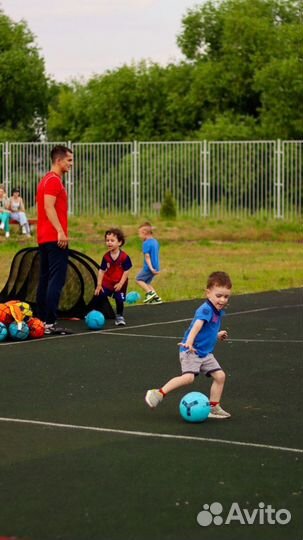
[136,222,162,304]
[145,271,232,419]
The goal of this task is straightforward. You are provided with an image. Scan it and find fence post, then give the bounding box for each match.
[275,139,284,219]
[132,140,139,215]
[67,140,74,215]
[200,140,209,217]
[4,142,9,194]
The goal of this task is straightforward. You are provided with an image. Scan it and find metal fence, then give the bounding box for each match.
[0,140,302,219]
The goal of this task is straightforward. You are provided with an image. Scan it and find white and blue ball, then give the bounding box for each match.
[85,310,105,330]
[179,392,210,423]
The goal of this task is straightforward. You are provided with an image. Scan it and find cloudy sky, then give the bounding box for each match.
[1,0,198,82]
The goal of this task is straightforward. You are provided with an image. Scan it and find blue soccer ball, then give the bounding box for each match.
[126,291,141,304]
[85,310,105,330]
[0,322,8,342]
[179,392,210,423]
[8,321,30,341]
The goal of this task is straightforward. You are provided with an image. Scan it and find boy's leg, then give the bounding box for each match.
[209,369,226,402]
[136,279,152,294]
[161,373,195,394]
[208,370,231,418]
[145,373,195,408]
[136,269,159,302]
[113,291,126,326]
[113,291,124,316]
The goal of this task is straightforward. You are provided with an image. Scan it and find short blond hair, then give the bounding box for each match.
[139,221,153,234]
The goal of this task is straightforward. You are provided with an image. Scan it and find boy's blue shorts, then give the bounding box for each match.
[136,268,155,284]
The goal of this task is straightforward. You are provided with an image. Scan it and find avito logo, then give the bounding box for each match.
[197,502,291,527]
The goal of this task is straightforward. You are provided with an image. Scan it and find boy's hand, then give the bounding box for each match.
[114,282,123,291]
[218,330,228,341]
[178,342,197,353]
[95,284,103,295]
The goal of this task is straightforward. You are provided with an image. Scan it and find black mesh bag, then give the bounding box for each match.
[0,247,115,319]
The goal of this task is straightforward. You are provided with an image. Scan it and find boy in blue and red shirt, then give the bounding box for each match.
[145,271,232,419]
[94,228,132,326]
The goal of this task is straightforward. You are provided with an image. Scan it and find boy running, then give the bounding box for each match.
[136,222,162,304]
[145,271,232,419]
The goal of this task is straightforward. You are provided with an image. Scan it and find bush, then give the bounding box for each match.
[160,191,177,219]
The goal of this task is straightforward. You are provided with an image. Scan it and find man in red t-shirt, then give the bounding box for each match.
[36,145,73,335]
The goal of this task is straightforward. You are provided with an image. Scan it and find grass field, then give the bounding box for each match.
[0,215,302,301]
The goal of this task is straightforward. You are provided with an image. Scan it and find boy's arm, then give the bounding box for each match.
[95,269,105,295]
[145,253,159,274]
[218,330,228,341]
[114,269,130,291]
[179,319,204,353]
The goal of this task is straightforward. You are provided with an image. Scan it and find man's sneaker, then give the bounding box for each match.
[21,225,27,234]
[44,323,73,335]
[150,295,163,304]
[143,291,157,304]
[145,389,163,408]
[115,315,126,326]
[209,404,231,419]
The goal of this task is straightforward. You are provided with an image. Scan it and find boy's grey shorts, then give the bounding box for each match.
[179,351,222,377]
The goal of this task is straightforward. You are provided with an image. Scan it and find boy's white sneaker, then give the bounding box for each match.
[145,389,163,408]
[5,231,10,238]
[0,222,4,230]
[209,404,231,419]
[115,315,126,326]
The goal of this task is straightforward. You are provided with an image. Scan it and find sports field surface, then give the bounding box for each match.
[0,288,302,540]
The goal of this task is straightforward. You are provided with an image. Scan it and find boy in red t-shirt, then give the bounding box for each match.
[36,145,73,335]
[94,228,132,326]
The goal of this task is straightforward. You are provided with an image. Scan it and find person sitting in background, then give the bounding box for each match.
[0,185,11,238]
[7,187,31,237]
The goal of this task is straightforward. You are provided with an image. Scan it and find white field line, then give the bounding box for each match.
[0,304,302,347]
[0,416,302,455]
[97,332,303,344]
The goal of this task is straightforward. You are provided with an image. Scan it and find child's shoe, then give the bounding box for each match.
[44,323,73,335]
[145,389,163,408]
[143,291,157,303]
[0,222,4,230]
[115,315,126,326]
[208,404,231,419]
[150,295,163,304]
[5,232,10,238]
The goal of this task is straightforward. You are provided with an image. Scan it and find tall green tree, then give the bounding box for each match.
[0,10,49,140]
[47,62,197,142]
[178,0,303,139]
[47,0,303,142]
